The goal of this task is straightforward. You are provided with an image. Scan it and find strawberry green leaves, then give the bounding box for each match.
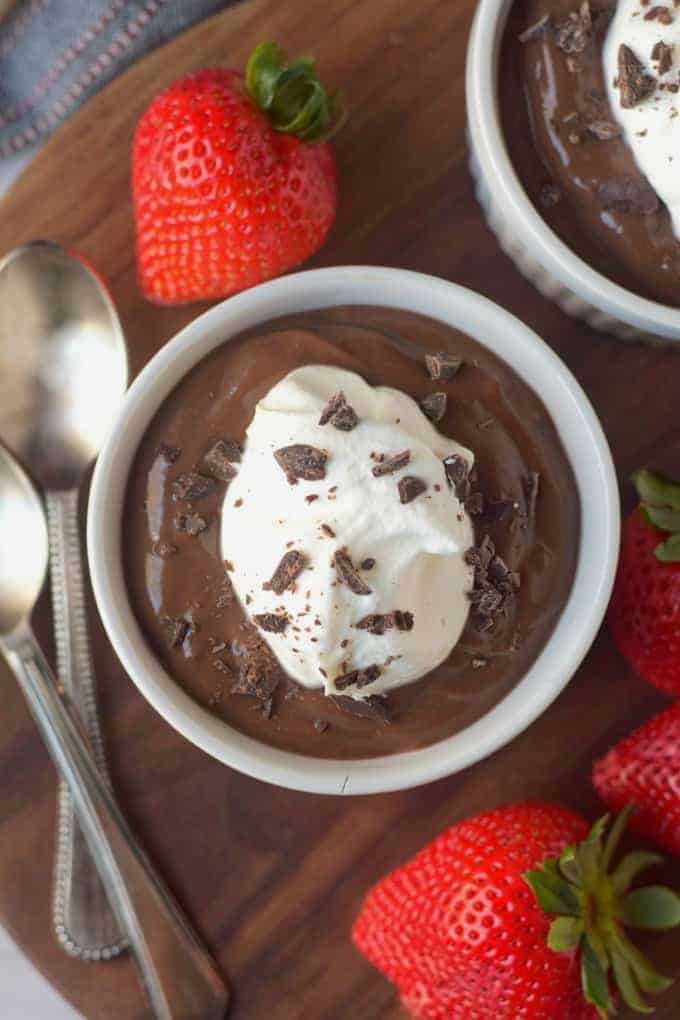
[634,469,680,510]
[611,948,654,1015]
[611,851,664,894]
[547,916,584,952]
[246,41,344,142]
[620,886,680,930]
[654,533,680,562]
[612,935,673,995]
[634,468,680,561]
[246,42,286,110]
[581,935,611,1019]
[524,809,680,1017]
[524,866,582,916]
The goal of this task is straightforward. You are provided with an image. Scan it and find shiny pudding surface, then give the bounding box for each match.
[123,307,580,759]
[501,0,680,307]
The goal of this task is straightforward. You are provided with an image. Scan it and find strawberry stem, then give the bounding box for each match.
[246,41,344,142]
[524,809,680,1017]
[634,468,680,562]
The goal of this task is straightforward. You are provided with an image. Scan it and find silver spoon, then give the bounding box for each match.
[0,240,127,959]
[0,443,229,1019]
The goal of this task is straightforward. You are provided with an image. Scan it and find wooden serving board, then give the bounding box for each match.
[1,1,679,1017]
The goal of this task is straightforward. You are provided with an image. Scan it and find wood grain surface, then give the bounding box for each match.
[0,1,679,1017]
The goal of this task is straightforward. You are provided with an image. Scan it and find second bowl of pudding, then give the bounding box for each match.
[468,0,680,342]
[88,267,618,794]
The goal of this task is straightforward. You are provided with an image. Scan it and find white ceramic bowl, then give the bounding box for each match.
[88,266,619,796]
[467,0,680,344]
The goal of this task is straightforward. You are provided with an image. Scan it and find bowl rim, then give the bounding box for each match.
[466,0,680,340]
[87,266,619,796]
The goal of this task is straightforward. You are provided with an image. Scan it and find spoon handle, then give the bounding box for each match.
[2,624,229,1020]
[46,488,126,961]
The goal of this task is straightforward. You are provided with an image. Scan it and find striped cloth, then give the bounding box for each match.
[0,0,234,160]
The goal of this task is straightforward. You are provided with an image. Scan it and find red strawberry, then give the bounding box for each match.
[608,469,680,695]
[353,803,680,1019]
[594,702,680,857]
[132,42,339,304]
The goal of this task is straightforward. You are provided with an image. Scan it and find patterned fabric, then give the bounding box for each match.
[0,0,235,160]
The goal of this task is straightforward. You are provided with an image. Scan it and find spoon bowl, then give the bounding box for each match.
[0,444,47,635]
[0,240,127,488]
[0,239,129,959]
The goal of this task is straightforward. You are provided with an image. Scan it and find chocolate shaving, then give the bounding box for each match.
[203,439,240,482]
[330,403,359,431]
[398,476,427,504]
[645,5,673,23]
[443,454,470,496]
[479,498,515,525]
[465,535,520,632]
[231,668,277,700]
[264,550,307,595]
[470,586,504,615]
[587,119,622,140]
[212,658,234,676]
[355,614,393,635]
[174,512,208,535]
[563,110,585,144]
[331,693,392,722]
[372,449,411,477]
[334,664,382,691]
[318,391,344,424]
[253,613,289,634]
[617,44,657,108]
[171,472,217,502]
[652,39,674,75]
[157,442,181,464]
[360,557,376,571]
[354,611,415,635]
[274,444,328,484]
[425,351,463,380]
[539,183,563,208]
[420,392,447,423]
[162,615,192,648]
[216,577,235,608]
[519,14,550,43]
[334,548,372,596]
[321,523,336,538]
[152,541,178,558]
[394,610,414,631]
[597,175,659,215]
[318,391,359,431]
[488,554,521,592]
[555,2,592,54]
[231,628,282,703]
[218,439,242,462]
[465,491,485,516]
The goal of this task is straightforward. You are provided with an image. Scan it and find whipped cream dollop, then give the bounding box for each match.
[220,366,474,700]
[604,2,680,235]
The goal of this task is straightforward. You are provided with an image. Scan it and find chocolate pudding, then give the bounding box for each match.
[123,307,580,759]
[501,0,680,307]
